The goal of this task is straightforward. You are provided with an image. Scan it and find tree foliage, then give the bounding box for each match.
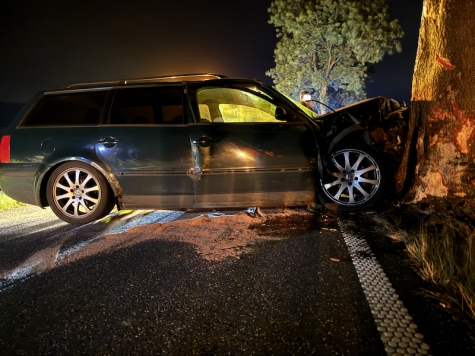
[266,0,403,113]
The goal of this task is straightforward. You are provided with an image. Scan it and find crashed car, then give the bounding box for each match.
[0,74,406,224]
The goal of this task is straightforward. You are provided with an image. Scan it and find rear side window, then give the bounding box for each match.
[22,91,108,127]
[108,87,183,125]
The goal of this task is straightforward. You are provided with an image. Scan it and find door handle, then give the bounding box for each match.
[98,137,118,148]
[192,136,213,147]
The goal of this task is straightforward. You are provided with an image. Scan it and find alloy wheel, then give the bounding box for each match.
[322,148,381,206]
[52,167,102,219]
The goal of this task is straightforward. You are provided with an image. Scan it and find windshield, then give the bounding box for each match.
[283,94,320,121]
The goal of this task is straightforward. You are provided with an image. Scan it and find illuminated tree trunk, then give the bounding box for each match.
[395,0,475,216]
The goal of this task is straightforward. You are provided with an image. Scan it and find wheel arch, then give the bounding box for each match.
[327,124,371,154]
[37,158,122,207]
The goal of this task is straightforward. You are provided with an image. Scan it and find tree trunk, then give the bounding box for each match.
[395,0,475,217]
[318,85,328,115]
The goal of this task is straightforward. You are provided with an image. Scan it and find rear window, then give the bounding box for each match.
[22,91,108,127]
[107,87,183,125]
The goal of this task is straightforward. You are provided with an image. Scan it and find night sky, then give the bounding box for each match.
[0,0,422,104]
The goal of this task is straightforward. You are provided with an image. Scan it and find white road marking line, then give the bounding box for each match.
[52,210,155,260]
[12,221,68,240]
[54,235,103,263]
[106,210,184,235]
[0,217,63,239]
[0,209,238,291]
[1,210,183,292]
[55,210,184,262]
[0,274,36,292]
[0,243,62,292]
[116,210,143,221]
[338,218,431,355]
[46,220,96,240]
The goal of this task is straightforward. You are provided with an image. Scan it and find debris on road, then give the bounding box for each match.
[103,210,299,261]
[69,208,324,262]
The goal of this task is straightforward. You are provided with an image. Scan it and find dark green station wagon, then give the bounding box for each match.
[0,74,390,224]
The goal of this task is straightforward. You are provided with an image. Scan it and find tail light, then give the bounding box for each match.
[0,136,11,163]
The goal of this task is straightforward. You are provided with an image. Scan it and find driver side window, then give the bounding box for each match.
[197,87,281,123]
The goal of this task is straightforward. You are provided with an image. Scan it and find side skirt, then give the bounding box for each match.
[194,191,314,208]
[120,191,314,210]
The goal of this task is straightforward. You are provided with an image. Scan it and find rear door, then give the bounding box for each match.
[187,82,318,208]
[96,85,193,209]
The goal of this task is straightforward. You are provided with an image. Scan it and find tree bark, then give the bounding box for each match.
[397,0,475,216]
[318,85,328,115]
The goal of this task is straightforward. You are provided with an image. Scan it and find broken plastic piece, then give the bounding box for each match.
[247,207,257,216]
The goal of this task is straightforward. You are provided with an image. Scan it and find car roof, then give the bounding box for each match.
[64,73,228,89]
[40,74,266,95]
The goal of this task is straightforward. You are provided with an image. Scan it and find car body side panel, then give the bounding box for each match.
[10,127,100,166]
[0,164,39,205]
[96,125,194,208]
[188,122,317,208]
[2,127,108,206]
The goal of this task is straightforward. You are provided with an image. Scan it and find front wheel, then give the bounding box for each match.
[318,144,387,212]
[46,162,114,224]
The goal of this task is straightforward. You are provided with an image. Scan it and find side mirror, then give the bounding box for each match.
[275,106,288,121]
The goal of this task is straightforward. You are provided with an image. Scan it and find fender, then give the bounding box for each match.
[35,157,122,207]
[327,124,371,154]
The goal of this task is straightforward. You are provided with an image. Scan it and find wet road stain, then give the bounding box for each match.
[249,210,338,237]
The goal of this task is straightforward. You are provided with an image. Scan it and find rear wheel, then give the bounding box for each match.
[46,162,114,224]
[318,144,387,212]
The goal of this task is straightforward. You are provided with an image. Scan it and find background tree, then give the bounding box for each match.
[266,0,403,113]
[395,0,475,217]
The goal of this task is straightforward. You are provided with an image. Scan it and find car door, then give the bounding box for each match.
[186,82,318,208]
[96,85,194,209]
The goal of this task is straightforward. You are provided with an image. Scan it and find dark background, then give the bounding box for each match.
[0,0,423,123]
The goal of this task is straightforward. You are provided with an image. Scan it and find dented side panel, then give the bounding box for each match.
[188,122,318,206]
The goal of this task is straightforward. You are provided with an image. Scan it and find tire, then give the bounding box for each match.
[46,162,114,224]
[318,143,387,212]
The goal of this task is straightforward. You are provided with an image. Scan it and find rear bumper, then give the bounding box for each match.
[0,164,42,206]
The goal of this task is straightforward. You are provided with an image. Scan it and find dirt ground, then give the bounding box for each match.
[57,208,327,265]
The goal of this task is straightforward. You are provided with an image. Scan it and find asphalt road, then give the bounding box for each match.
[0,206,472,355]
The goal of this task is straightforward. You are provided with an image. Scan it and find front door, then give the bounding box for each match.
[187,82,318,208]
[96,85,193,209]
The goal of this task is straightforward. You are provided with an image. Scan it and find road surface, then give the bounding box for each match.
[0,206,472,355]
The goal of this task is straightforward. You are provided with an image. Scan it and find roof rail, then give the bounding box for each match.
[66,73,227,89]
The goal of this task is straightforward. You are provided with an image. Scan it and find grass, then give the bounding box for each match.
[407,217,475,317]
[0,192,27,211]
[371,207,475,320]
